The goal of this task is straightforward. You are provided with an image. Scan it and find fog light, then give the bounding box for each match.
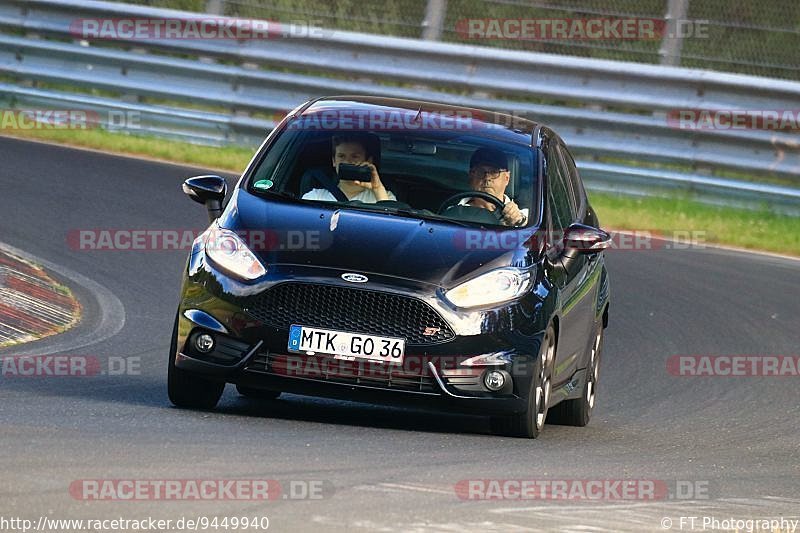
[484,370,506,391]
[195,333,215,353]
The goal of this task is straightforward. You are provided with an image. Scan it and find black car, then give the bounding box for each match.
[168,96,611,438]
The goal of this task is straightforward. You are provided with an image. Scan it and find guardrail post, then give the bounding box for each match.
[659,0,689,66]
[205,0,224,15]
[421,0,447,41]
[17,3,39,90]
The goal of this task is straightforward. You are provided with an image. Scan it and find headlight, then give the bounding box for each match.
[444,267,533,308]
[205,228,266,281]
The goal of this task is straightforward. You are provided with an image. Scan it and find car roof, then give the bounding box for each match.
[300,96,539,147]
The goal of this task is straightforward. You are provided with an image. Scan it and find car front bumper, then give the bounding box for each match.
[173,253,553,415]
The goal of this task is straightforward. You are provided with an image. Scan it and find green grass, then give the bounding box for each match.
[4,126,798,257]
[1,128,255,173]
[591,193,800,257]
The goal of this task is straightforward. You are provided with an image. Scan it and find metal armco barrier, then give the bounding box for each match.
[0,0,799,213]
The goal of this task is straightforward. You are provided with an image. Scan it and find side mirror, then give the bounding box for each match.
[564,223,612,253]
[182,175,227,222]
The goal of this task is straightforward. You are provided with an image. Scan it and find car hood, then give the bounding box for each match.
[218,190,538,287]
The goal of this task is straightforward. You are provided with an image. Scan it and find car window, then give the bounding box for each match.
[546,145,575,231]
[246,113,538,229]
[556,143,585,217]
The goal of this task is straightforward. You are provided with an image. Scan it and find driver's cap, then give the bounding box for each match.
[470,147,508,171]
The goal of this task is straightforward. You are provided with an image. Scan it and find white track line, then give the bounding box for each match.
[0,242,126,356]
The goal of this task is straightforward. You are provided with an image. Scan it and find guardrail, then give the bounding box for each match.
[1,0,799,213]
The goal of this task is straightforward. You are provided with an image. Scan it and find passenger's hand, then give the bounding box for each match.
[501,200,526,226]
[353,163,389,201]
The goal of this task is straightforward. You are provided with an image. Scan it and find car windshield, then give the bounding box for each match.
[247,112,538,228]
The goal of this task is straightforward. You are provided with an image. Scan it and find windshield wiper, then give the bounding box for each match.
[251,193,486,228]
[248,188,304,202]
[381,208,481,228]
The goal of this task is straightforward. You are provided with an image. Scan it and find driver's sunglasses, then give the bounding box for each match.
[469,167,507,180]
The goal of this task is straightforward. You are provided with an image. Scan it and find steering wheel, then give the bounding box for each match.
[438,191,506,221]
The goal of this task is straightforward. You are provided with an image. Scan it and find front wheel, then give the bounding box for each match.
[167,315,224,410]
[490,325,555,439]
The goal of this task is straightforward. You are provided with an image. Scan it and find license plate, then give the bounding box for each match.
[288,325,405,364]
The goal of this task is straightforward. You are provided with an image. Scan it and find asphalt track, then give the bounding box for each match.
[0,136,797,532]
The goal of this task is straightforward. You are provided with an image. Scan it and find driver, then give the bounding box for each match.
[302,134,396,202]
[460,147,528,226]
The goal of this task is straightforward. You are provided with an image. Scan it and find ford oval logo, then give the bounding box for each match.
[342,273,368,283]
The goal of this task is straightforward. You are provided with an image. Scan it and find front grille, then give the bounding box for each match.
[245,282,454,345]
[247,352,438,393]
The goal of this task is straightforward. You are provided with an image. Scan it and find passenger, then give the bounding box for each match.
[302,134,396,202]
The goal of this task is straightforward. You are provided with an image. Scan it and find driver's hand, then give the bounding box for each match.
[352,163,389,201]
[501,200,526,226]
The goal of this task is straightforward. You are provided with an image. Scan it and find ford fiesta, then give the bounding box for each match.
[168,96,611,438]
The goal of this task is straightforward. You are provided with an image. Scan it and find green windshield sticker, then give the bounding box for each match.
[253,179,274,190]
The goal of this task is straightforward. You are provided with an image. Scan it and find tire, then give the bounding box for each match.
[236,385,281,400]
[167,315,224,410]
[548,325,603,427]
[490,325,555,439]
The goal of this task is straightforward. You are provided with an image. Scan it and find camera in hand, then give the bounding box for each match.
[338,163,373,181]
